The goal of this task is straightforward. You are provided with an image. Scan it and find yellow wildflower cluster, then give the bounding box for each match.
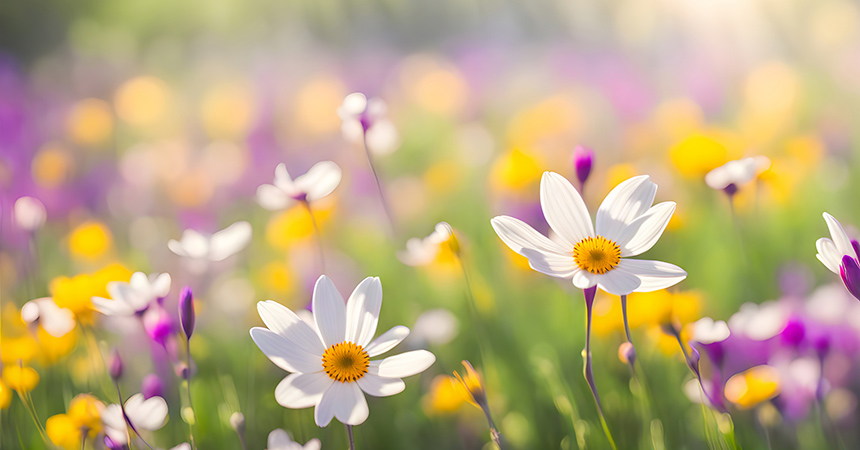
[49,263,131,323]
[46,394,105,449]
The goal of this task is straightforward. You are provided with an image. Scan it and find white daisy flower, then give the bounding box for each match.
[490,172,686,296]
[816,212,857,274]
[250,275,436,427]
[168,221,252,267]
[92,272,171,316]
[13,196,46,231]
[257,162,342,211]
[689,317,730,344]
[267,429,321,450]
[101,394,168,445]
[397,222,455,266]
[21,297,76,338]
[338,92,400,156]
[704,156,771,192]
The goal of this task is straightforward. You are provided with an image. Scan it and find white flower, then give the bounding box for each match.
[690,317,730,344]
[397,222,455,266]
[250,275,436,427]
[727,301,787,341]
[338,92,400,156]
[412,308,459,345]
[169,445,191,450]
[168,221,252,263]
[101,394,168,445]
[490,172,686,296]
[257,162,342,211]
[92,272,171,316]
[267,429,321,450]
[816,212,856,274]
[704,156,771,191]
[13,196,46,231]
[20,297,76,338]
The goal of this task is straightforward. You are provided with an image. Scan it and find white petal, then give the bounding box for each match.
[296,161,342,202]
[540,172,594,246]
[816,238,841,274]
[339,92,368,118]
[150,273,171,299]
[595,268,642,296]
[617,259,687,292]
[258,301,325,356]
[691,317,730,344]
[314,382,369,427]
[345,277,382,347]
[92,296,135,316]
[267,429,293,450]
[250,327,324,374]
[209,221,252,261]
[302,438,321,450]
[595,175,656,241]
[490,216,578,278]
[257,184,291,210]
[824,213,854,261]
[170,444,191,450]
[365,120,400,156]
[167,239,188,257]
[124,394,168,431]
[275,372,333,409]
[176,230,209,259]
[365,326,409,357]
[273,163,296,193]
[616,202,675,257]
[312,276,346,347]
[374,350,435,378]
[571,270,598,290]
[357,374,405,397]
[101,404,129,444]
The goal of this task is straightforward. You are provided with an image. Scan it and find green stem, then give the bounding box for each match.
[302,200,326,273]
[582,288,618,450]
[360,132,396,235]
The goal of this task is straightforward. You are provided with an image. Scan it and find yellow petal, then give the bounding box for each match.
[2,365,39,392]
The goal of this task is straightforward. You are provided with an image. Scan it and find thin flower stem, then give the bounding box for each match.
[620,295,633,344]
[482,408,503,449]
[360,132,396,235]
[302,200,326,274]
[16,390,48,444]
[185,337,197,450]
[345,424,356,450]
[456,255,490,365]
[581,289,618,450]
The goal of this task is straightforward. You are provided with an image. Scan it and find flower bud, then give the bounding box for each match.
[618,342,636,365]
[839,255,860,301]
[230,412,245,434]
[572,145,594,189]
[142,374,164,399]
[109,349,123,380]
[13,196,46,231]
[179,286,195,339]
[143,305,173,345]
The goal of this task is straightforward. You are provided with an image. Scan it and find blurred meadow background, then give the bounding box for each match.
[4,0,860,449]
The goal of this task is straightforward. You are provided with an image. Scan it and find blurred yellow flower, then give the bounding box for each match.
[2,365,40,392]
[201,81,255,140]
[1,302,78,366]
[424,375,470,414]
[265,202,334,250]
[32,143,74,189]
[453,360,486,410]
[724,365,781,409]
[593,289,703,338]
[68,221,113,260]
[669,133,741,178]
[0,378,11,409]
[115,76,170,128]
[51,263,132,323]
[47,394,104,449]
[489,149,543,196]
[66,98,113,147]
[291,75,347,137]
[604,163,638,193]
[400,56,467,116]
[259,261,295,294]
[506,95,581,148]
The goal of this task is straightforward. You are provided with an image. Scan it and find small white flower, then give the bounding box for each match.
[169,445,191,450]
[101,394,168,445]
[690,317,730,344]
[92,272,171,316]
[728,301,787,341]
[257,162,342,211]
[20,297,76,338]
[168,221,252,264]
[397,222,455,266]
[816,212,856,274]
[267,429,321,450]
[704,156,771,191]
[412,309,459,346]
[491,172,686,296]
[13,196,46,231]
[338,92,400,156]
[250,275,436,427]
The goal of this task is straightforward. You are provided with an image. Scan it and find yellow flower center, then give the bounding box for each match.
[321,342,370,383]
[573,236,621,275]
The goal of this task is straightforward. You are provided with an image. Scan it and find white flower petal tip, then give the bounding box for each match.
[704,156,771,190]
[375,350,436,378]
[93,272,172,317]
[691,317,730,344]
[398,222,456,266]
[21,298,76,338]
[124,393,168,430]
[257,161,342,210]
[728,301,788,341]
[169,221,251,262]
[817,212,855,275]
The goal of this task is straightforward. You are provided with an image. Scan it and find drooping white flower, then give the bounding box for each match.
[267,429,321,450]
[92,272,171,316]
[338,92,400,156]
[397,222,455,266]
[13,196,46,231]
[257,162,342,211]
[101,394,168,445]
[704,156,771,191]
[250,275,436,427]
[689,317,730,344]
[20,297,76,338]
[168,221,252,264]
[490,172,686,296]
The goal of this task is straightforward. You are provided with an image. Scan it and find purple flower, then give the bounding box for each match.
[109,349,123,380]
[179,286,195,339]
[840,255,860,301]
[572,145,593,190]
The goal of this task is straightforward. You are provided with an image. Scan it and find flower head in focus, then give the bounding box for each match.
[338,92,400,156]
[453,360,487,411]
[257,162,342,211]
[398,222,459,266]
[815,212,860,300]
[168,221,252,271]
[250,275,436,427]
[267,429,321,450]
[101,393,168,445]
[491,172,686,296]
[705,156,771,196]
[91,272,171,316]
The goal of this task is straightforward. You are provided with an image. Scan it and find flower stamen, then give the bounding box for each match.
[321,342,370,383]
[573,236,621,275]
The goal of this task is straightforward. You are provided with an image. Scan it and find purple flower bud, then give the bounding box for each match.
[839,255,860,301]
[143,305,173,345]
[780,318,806,347]
[852,240,860,260]
[723,183,738,197]
[179,286,195,339]
[812,334,831,356]
[573,145,594,189]
[109,349,123,380]
[142,374,164,399]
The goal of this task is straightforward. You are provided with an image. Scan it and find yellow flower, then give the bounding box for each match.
[47,394,105,449]
[669,132,742,178]
[593,289,703,337]
[66,98,113,147]
[424,375,471,414]
[68,221,113,260]
[724,365,781,409]
[453,360,486,410]
[489,149,543,196]
[2,365,39,392]
[114,76,170,128]
[0,378,11,409]
[265,201,334,250]
[50,264,131,323]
